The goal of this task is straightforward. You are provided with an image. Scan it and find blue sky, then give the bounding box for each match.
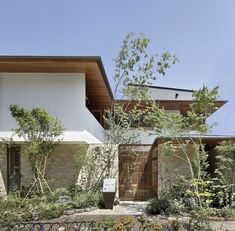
[0,0,234,135]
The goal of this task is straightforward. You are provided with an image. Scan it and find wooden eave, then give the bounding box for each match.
[0,56,113,106]
[154,136,235,147]
[115,100,227,115]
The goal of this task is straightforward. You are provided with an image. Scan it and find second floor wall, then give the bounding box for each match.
[0,73,105,143]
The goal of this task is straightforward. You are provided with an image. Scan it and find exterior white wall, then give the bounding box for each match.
[148,88,193,100]
[0,73,104,143]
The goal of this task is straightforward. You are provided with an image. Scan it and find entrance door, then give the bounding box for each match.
[7,146,21,192]
[119,148,154,201]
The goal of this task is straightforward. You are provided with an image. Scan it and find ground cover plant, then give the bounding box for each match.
[0,186,103,230]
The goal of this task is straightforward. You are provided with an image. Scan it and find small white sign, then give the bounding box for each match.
[103,178,116,192]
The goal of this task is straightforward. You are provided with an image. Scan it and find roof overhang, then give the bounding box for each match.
[115,100,227,115]
[0,56,113,106]
[153,135,235,147]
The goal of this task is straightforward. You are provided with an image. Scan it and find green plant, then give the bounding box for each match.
[113,217,134,231]
[145,85,219,208]
[35,202,65,220]
[92,217,115,231]
[169,219,181,231]
[169,199,186,215]
[0,190,75,228]
[9,104,63,195]
[215,140,235,197]
[146,197,170,215]
[142,222,164,231]
[70,191,101,209]
[187,208,215,231]
[186,219,213,231]
[103,32,178,182]
[216,208,235,218]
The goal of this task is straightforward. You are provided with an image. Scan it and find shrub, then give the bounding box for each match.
[70,191,101,209]
[216,208,235,218]
[146,197,170,215]
[92,217,115,231]
[35,202,65,220]
[92,217,134,231]
[113,217,134,231]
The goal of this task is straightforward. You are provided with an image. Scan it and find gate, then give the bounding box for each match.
[119,145,155,201]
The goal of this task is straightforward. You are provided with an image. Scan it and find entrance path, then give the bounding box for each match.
[79,201,147,216]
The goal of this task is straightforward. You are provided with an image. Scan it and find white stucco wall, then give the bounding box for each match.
[0,73,104,143]
[148,87,193,100]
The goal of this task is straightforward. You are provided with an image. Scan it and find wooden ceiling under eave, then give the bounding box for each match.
[115,100,227,115]
[0,56,114,107]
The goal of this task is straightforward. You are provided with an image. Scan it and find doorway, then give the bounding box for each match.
[7,146,21,192]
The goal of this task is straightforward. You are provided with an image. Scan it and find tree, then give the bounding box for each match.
[9,104,63,195]
[106,32,178,144]
[103,32,178,178]
[76,33,178,190]
[144,85,219,207]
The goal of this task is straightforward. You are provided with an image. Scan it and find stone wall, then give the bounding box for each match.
[18,144,119,191]
[157,143,196,194]
[20,144,79,189]
[76,144,119,195]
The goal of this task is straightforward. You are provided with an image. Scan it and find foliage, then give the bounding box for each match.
[215,140,235,190]
[75,144,117,191]
[146,197,170,215]
[208,177,234,208]
[104,32,178,148]
[92,217,115,231]
[216,208,235,218]
[113,32,178,100]
[144,85,218,136]
[92,217,134,231]
[103,32,178,183]
[113,217,134,231]
[9,104,63,195]
[69,190,101,209]
[0,185,104,229]
[163,174,234,211]
[105,104,144,144]
[74,144,89,172]
[188,208,214,231]
[145,85,219,208]
[0,193,65,229]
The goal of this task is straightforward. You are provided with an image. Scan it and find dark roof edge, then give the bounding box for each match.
[96,57,114,100]
[130,84,194,92]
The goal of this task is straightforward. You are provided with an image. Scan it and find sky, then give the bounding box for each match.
[0,0,234,135]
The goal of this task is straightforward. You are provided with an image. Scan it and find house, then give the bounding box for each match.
[0,56,231,201]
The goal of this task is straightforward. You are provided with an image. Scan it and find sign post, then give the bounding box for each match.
[102,178,116,209]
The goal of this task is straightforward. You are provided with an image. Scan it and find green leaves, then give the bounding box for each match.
[114,32,179,100]
[10,104,63,142]
[9,104,64,194]
[216,141,235,186]
[191,85,219,117]
[105,104,143,144]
